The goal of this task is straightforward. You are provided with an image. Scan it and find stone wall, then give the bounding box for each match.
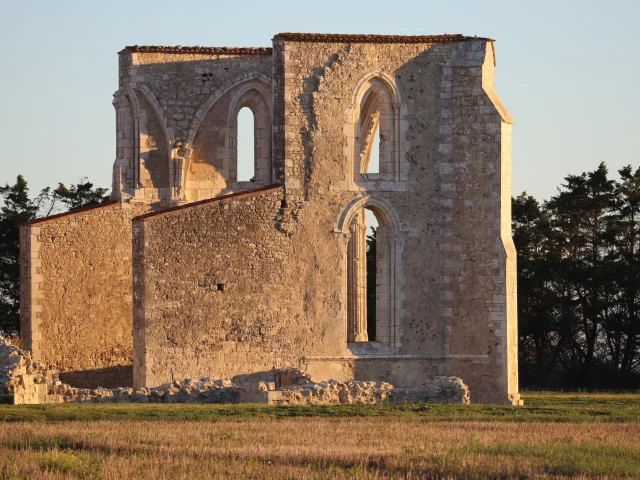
[20,202,147,388]
[114,48,274,205]
[128,35,519,404]
[1,336,469,405]
[132,186,314,387]
[272,36,517,403]
[20,34,520,404]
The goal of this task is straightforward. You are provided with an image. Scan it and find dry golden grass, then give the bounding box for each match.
[0,417,638,479]
[0,393,639,479]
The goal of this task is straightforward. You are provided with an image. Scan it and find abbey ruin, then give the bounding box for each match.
[19,33,520,404]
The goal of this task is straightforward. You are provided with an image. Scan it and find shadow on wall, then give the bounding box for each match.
[59,365,133,389]
[121,56,273,197]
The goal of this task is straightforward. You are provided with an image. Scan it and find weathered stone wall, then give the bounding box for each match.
[132,186,314,387]
[1,336,469,405]
[129,35,519,404]
[114,48,274,205]
[21,34,519,404]
[20,202,148,388]
[271,36,517,403]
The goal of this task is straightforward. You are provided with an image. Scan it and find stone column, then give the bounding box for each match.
[347,210,368,342]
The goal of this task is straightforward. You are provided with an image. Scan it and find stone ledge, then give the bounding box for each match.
[304,354,490,360]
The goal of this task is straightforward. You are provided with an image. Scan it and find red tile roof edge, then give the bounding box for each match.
[119,46,272,55]
[272,33,494,43]
[132,184,283,222]
[20,200,119,226]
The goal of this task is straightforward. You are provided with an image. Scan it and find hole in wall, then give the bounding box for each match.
[367,125,380,174]
[347,207,380,342]
[365,208,378,340]
[237,107,255,182]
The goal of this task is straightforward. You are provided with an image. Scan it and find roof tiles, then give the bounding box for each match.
[119,33,492,56]
[119,46,272,55]
[273,33,493,43]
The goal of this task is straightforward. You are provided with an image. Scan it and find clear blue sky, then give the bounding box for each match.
[1,0,638,201]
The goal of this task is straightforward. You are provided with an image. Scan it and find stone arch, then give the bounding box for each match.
[137,84,175,150]
[138,85,177,202]
[112,89,141,195]
[336,195,401,236]
[113,88,140,115]
[335,196,404,349]
[112,87,174,202]
[345,72,401,184]
[226,83,272,186]
[185,72,272,148]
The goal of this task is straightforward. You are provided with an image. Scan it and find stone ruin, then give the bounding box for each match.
[0,337,469,405]
[19,33,520,405]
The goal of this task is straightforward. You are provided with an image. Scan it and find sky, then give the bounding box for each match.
[1,0,638,203]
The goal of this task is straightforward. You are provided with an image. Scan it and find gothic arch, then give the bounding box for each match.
[112,86,173,200]
[113,88,140,115]
[112,90,140,196]
[137,84,175,150]
[346,72,401,183]
[335,195,401,236]
[335,195,404,349]
[185,72,272,147]
[226,83,272,185]
[351,71,400,111]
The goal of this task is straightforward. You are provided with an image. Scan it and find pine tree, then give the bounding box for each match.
[0,176,39,335]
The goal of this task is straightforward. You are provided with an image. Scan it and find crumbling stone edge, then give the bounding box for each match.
[0,337,470,405]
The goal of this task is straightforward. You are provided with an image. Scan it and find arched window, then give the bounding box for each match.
[350,76,399,182]
[342,198,401,349]
[228,86,272,188]
[237,107,255,182]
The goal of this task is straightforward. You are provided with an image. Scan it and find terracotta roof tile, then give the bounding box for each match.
[119,46,272,55]
[20,200,119,226]
[272,33,493,43]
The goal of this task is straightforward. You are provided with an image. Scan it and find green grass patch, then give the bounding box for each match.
[38,450,101,479]
[0,392,638,423]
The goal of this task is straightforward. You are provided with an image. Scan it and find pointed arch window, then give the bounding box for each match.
[350,76,400,183]
[339,198,402,350]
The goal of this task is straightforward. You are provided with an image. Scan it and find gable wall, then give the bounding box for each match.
[20,202,148,388]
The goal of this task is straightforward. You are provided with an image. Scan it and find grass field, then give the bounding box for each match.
[0,393,638,479]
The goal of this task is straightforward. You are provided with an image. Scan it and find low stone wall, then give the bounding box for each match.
[0,338,62,404]
[0,337,470,405]
[241,377,470,405]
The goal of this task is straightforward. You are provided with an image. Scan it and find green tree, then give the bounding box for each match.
[0,176,40,335]
[606,166,640,381]
[546,163,617,385]
[366,228,377,341]
[53,179,109,211]
[512,192,566,386]
[514,162,640,389]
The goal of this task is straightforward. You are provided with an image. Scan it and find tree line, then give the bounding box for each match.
[2,163,640,389]
[514,163,640,389]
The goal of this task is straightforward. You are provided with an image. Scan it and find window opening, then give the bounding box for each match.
[366,125,380,174]
[348,207,381,342]
[365,209,378,340]
[237,107,255,182]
